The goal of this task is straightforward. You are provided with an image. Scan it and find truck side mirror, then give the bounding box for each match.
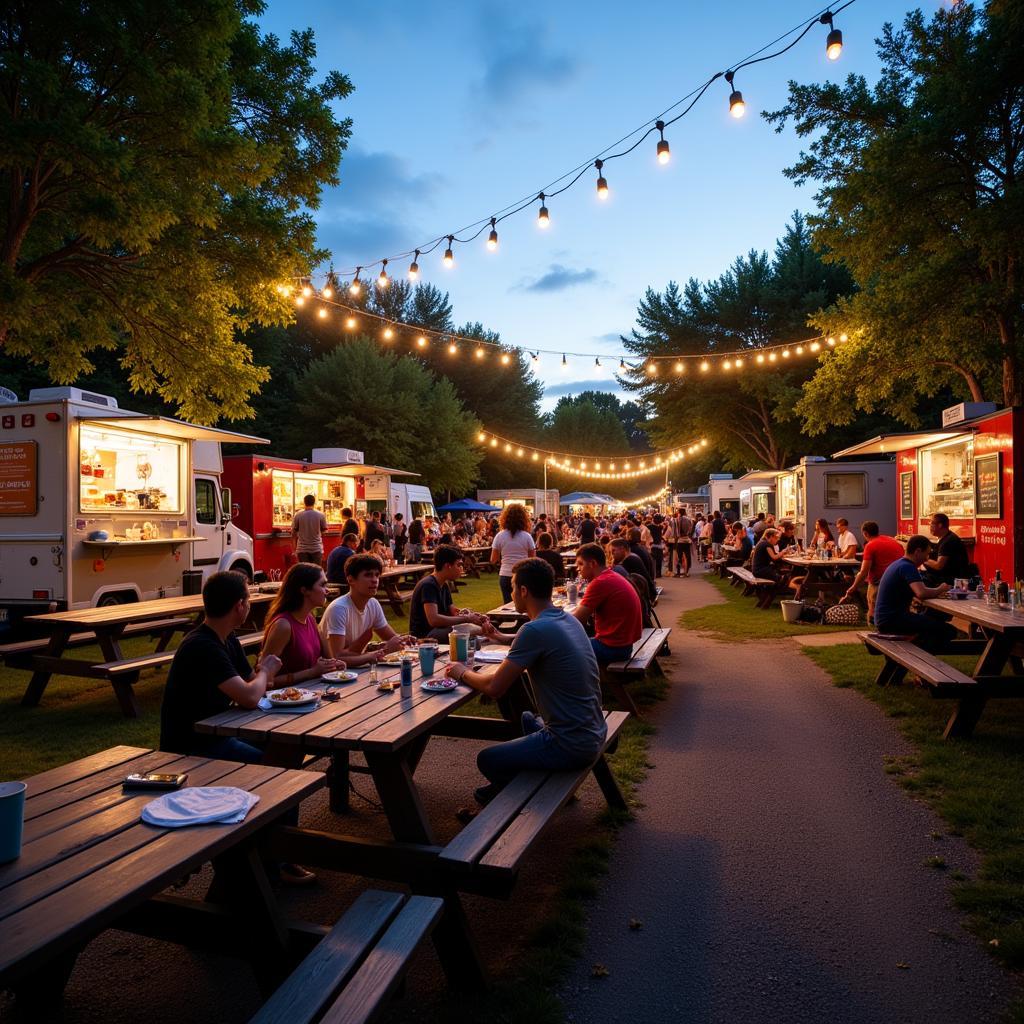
[220,487,234,524]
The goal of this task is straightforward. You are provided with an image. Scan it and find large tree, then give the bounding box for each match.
[545,394,631,454]
[765,2,1024,427]
[0,0,351,422]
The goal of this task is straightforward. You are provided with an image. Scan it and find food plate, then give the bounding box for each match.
[421,678,459,693]
[379,652,405,665]
[267,687,319,706]
[322,670,358,683]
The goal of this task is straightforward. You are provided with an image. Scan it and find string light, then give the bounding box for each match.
[409,251,420,280]
[537,193,550,228]
[448,340,458,355]
[294,295,305,307]
[377,260,389,288]
[301,283,313,298]
[656,121,670,164]
[595,160,609,199]
[821,12,843,60]
[487,218,499,251]
[317,307,328,319]
[345,316,357,330]
[725,71,745,118]
[476,347,485,359]
[321,273,334,300]
[501,352,511,365]
[443,236,455,268]
[417,335,428,348]
[348,270,361,297]
[383,327,394,340]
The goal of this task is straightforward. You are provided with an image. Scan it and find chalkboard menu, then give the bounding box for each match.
[974,452,1001,518]
[899,471,914,519]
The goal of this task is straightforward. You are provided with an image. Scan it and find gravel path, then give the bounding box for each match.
[560,569,1018,1024]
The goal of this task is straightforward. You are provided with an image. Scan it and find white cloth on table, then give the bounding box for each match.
[141,786,259,828]
[472,648,507,664]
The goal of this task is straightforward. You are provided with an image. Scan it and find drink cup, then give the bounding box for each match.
[418,644,436,675]
[448,631,469,662]
[0,781,27,863]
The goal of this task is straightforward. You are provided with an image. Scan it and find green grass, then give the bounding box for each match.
[0,574,506,779]
[804,642,1024,972]
[679,573,859,640]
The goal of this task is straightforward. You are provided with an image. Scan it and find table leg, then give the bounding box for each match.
[974,632,1011,677]
[591,754,628,812]
[22,627,71,706]
[381,580,405,617]
[943,695,989,740]
[10,943,83,1012]
[96,625,141,718]
[364,749,435,844]
[329,751,350,813]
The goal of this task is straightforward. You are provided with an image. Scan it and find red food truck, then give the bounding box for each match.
[221,449,417,576]
[832,403,1024,584]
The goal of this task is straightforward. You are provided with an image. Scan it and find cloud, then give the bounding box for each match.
[594,331,626,343]
[517,264,600,293]
[543,380,625,399]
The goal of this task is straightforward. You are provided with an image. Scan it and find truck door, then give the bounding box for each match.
[192,476,224,572]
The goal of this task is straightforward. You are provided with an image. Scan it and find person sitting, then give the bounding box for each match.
[843,521,904,624]
[325,528,358,585]
[572,543,642,665]
[320,554,411,666]
[751,527,786,583]
[533,532,565,582]
[810,517,835,552]
[777,520,799,551]
[923,512,970,586]
[408,544,488,641]
[627,527,657,581]
[874,535,956,651]
[834,518,859,559]
[723,521,753,566]
[369,538,394,567]
[259,563,345,687]
[445,557,607,809]
[608,537,656,600]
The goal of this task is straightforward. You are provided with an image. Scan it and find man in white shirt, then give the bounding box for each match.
[292,494,327,565]
[320,554,411,666]
[835,518,859,559]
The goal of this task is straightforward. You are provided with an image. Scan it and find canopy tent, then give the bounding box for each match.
[559,491,614,506]
[435,498,502,513]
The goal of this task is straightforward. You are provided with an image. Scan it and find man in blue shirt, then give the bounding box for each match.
[446,557,607,808]
[874,534,955,651]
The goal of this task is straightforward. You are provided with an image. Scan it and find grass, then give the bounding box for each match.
[804,642,1024,972]
[680,573,858,641]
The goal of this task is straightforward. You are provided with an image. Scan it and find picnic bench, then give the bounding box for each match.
[727,566,782,609]
[604,627,672,715]
[250,889,443,1024]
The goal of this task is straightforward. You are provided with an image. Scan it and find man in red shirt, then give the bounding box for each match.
[572,543,642,663]
[843,520,905,624]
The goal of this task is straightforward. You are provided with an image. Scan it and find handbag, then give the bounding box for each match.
[824,602,860,626]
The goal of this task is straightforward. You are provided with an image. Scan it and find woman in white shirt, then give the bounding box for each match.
[490,503,536,602]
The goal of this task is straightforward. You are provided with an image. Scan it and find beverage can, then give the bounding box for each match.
[400,657,413,697]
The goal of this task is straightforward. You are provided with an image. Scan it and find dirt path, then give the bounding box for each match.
[560,569,1017,1024]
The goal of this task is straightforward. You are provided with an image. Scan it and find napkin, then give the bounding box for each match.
[141,786,259,828]
[257,695,320,713]
[473,648,506,664]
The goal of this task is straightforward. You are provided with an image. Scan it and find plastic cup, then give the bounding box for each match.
[0,781,27,863]
[448,632,469,662]
[418,644,436,675]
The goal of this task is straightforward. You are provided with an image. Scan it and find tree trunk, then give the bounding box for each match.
[997,314,1021,407]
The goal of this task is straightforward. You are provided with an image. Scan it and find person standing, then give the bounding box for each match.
[649,515,665,578]
[407,515,425,564]
[662,511,679,576]
[292,494,327,566]
[578,511,598,544]
[392,512,408,563]
[843,521,903,624]
[675,508,694,577]
[491,503,536,603]
[710,510,727,560]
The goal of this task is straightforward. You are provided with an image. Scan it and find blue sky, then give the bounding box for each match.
[259,0,930,409]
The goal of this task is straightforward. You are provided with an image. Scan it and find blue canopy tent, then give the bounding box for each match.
[559,491,611,506]
[436,498,502,514]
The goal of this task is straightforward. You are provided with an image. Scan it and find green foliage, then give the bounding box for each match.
[286,337,481,495]
[766,3,1024,425]
[546,394,631,454]
[0,0,352,422]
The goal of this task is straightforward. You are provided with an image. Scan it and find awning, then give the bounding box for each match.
[79,415,269,445]
[832,430,964,458]
[305,463,419,479]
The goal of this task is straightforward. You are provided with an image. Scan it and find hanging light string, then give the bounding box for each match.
[618,484,671,506]
[305,1,853,282]
[281,286,851,370]
[476,428,708,480]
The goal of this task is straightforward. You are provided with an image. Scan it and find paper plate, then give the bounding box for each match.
[322,670,358,684]
[267,688,319,706]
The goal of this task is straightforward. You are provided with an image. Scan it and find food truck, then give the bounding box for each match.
[221,448,418,576]
[476,489,560,519]
[707,474,743,520]
[0,387,266,634]
[773,456,897,546]
[737,471,778,521]
[831,403,1023,582]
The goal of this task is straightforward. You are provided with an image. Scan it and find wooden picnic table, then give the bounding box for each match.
[781,553,861,603]
[0,745,323,1008]
[375,563,434,615]
[12,592,275,717]
[486,598,578,629]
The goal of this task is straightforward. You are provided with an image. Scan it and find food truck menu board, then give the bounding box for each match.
[974,452,1001,518]
[0,441,37,515]
[900,472,914,519]
[79,426,182,513]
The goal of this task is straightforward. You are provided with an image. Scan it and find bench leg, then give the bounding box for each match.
[943,695,988,740]
[329,752,350,813]
[591,754,628,812]
[603,674,640,717]
[418,888,487,992]
[109,674,142,718]
[874,658,906,688]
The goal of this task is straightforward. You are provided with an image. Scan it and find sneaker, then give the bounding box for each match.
[279,862,317,886]
[521,710,545,735]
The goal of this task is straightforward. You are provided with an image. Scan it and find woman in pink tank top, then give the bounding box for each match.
[260,563,345,686]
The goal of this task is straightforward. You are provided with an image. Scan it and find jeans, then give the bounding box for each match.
[876,611,957,653]
[477,729,591,789]
[499,575,513,603]
[675,541,692,574]
[591,637,635,664]
[651,545,664,578]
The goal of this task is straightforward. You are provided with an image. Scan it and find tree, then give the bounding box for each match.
[0,0,352,422]
[545,395,631,454]
[765,2,1024,426]
[286,338,481,495]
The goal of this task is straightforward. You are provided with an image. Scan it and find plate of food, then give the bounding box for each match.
[267,687,319,706]
[379,651,406,665]
[322,670,358,684]
[421,678,459,693]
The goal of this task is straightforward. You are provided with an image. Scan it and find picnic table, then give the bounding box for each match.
[486,598,578,629]
[781,553,861,603]
[8,592,275,717]
[376,563,434,615]
[0,745,323,1007]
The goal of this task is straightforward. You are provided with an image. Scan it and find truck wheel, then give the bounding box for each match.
[98,592,135,607]
[233,562,254,582]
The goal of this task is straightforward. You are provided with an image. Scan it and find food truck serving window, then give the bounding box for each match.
[920,436,974,518]
[824,472,867,508]
[79,425,183,513]
[778,475,797,519]
[273,471,348,528]
[272,471,294,528]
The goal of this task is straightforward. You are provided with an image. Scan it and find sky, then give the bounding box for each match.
[258,0,934,411]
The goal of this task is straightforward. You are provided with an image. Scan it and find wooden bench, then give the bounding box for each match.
[727,566,782,609]
[98,631,265,679]
[437,710,629,898]
[249,890,442,1024]
[602,628,672,715]
[0,617,192,663]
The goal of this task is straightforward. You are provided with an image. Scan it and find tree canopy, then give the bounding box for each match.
[765,1,1024,427]
[0,0,351,422]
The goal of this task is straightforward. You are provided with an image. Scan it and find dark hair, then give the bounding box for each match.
[906,534,931,556]
[499,503,529,536]
[342,522,359,540]
[345,553,383,579]
[713,510,721,519]
[610,536,629,550]
[861,520,879,538]
[931,512,950,528]
[537,532,554,550]
[627,527,642,544]
[511,557,554,600]
[267,562,322,620]
[780,520,795,532]
[394,513,403,521]
[303,494,315,507]
[433,544,463,570]
[202,570,250,618]
[583,511,592,520]
[577,542,606,564]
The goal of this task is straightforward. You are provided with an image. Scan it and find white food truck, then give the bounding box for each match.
[476,489,560,519]
[0,387,267,635]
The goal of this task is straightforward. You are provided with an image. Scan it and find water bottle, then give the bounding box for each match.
[400,657,413,698]
[466,636,476,668]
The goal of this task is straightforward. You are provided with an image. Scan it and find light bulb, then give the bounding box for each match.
[826,28,843,60]
[531,452,538,461]
[377,262,389,288]
[487,218,498,251]
[674,361,685,373]
[647,362,658,375]
[490,437,498,447]
[504,443,512,453]
[538,205,550,228]
[768,352,777,362]
[345,317,357,330]
[322,286,333,299]
[516,448,524,457]
[349,275,361,297]
[700,361,710,372]
[795,345,804,355]
[443,236,454,268]
[476,347,485,359]
[417,336,427,347]
[302,284,312,298]
[756,353,765,364]
[723,359,732,370]
[409,252,420,280]
[810,341,821,352]
[827,336,836,346]
[701,438,708,446]
[317,307,328,319]
[597,175,609,199]
[501,352,511,365]
[561,353,567,366]
[478,432,486,442]
[735,357,743,368]
[295,295,305,307]
[839,333,848,342]
[730,90,745,118]
[383,327,394,340]
[782,349,790,359]
[655,120,670,164]
[448,342,457,355]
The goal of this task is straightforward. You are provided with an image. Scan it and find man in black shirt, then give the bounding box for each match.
[364,511,388,547]
[534,532,566,581]
[408,545,488,640]
[609,537,656,600]
[924,513,970,585]
[578,512,597,544]
[407,517,425,564]
[160,571,281,758]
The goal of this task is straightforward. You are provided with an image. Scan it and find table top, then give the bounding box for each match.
[379,563,433,580]
[0,745,322,985]
[196,653,480,753]
[782,554,861,568]
[924,597,1024,633]
[24,592,276,630]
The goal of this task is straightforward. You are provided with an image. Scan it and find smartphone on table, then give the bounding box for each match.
[123,772,188,791]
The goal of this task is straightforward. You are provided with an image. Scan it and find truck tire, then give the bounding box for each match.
[97,592,136,608]
[232,561,254,582]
